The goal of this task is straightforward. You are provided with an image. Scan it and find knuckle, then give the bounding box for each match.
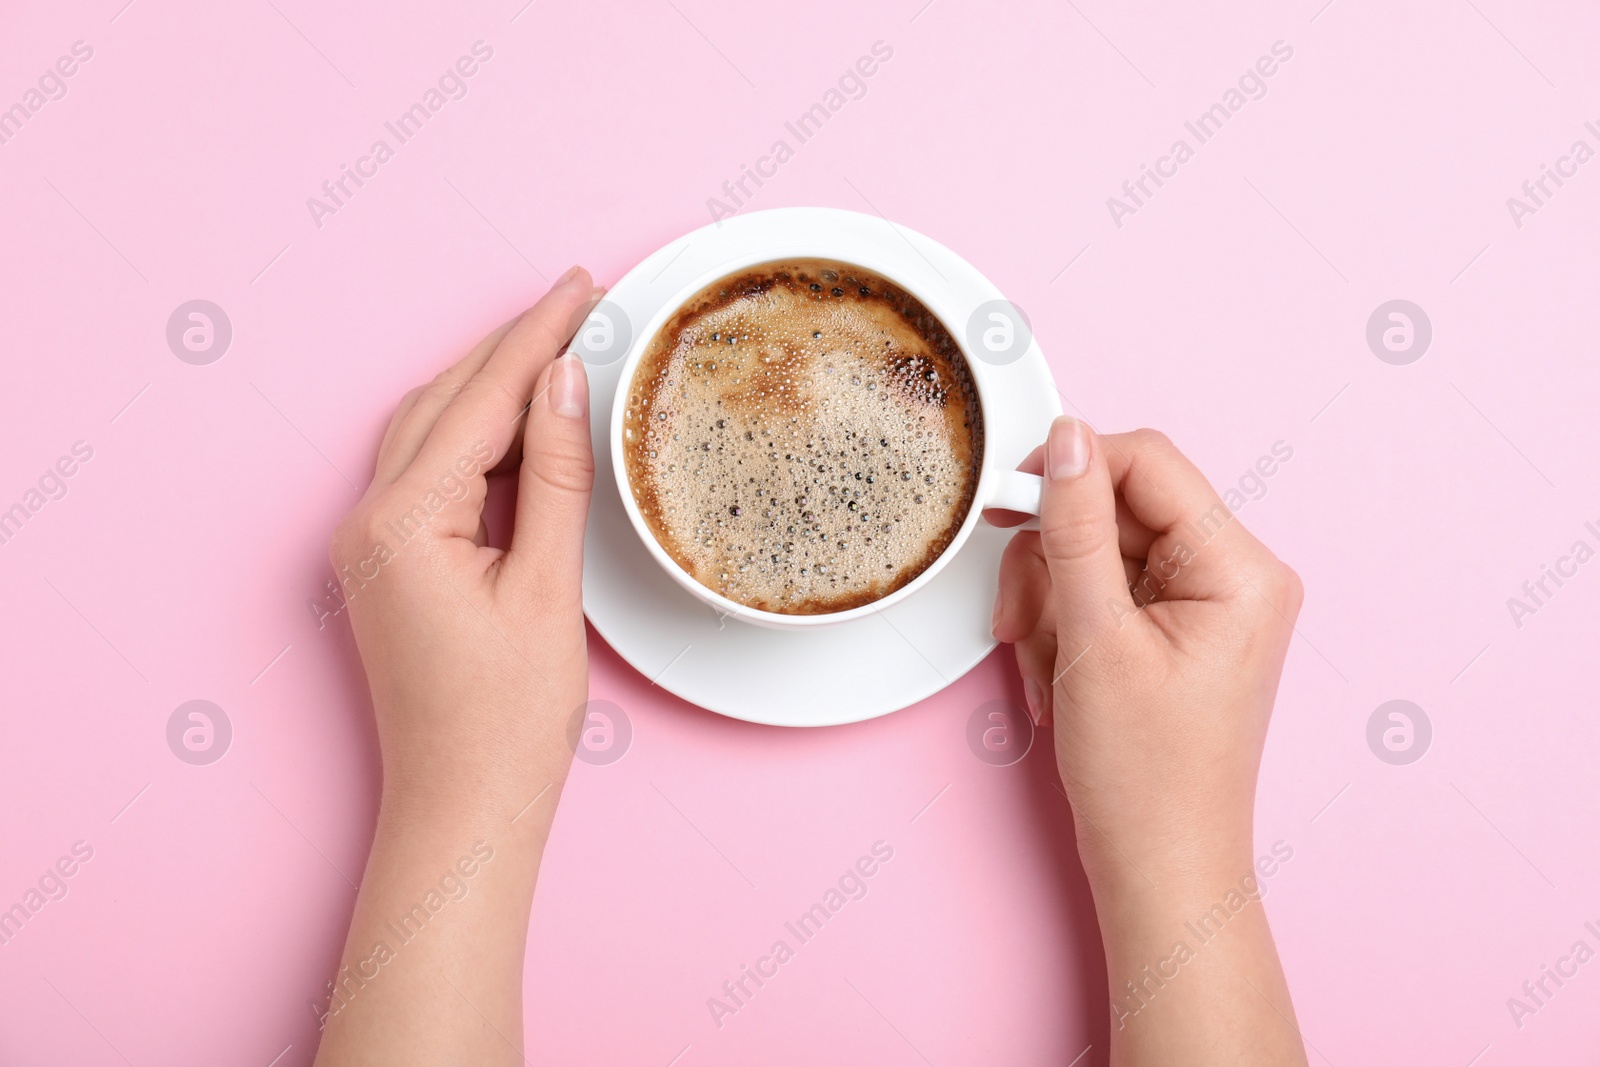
[330,507,379,566]
[526,315,567,353]
[504,314,567,366]
[1039,507,1114,561]
[1249,558,1303,613]
[1274,563,1305,611]
[1130,427,1174,453]
[422,373,465,408]
[389,386,425,422]
[527,440,595,495]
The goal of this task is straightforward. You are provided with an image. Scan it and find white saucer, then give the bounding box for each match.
[577,207,1060,727]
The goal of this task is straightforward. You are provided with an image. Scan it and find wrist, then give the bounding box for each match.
[1077,832,1296,953]
[375,708,575,816]
[379,749,571,831]
[1072,818,1256,909]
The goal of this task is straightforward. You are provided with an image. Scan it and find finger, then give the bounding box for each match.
[374,385,424,479]
[373,314,524,486]
[487,285,604,479]
[1014,633,1056,727]
[1114,495,1158,560]
[1000,542,1147,636]
[501,352,593,602]
[403,268,598,538]
[1102,429,1229,534]
[992,530,1050,643]
[1037,417,1143,654]
[1102,429,1270,601]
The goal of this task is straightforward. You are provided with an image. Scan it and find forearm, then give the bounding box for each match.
[1086,856,1308,1067]
[313,769,566,1067]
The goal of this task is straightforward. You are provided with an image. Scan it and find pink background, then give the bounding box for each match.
[3,0,1599,1063]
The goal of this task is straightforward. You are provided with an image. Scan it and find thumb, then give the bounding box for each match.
[504,352,594,599]
[1038,417,1138,656]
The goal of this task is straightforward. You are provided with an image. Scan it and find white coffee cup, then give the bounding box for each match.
[606,251,1044,629]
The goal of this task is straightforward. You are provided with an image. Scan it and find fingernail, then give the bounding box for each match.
[550,353,588,419]
[990,589,1005,637]
[1047,417,1090,481]
[590,285,607,302]
[1023,677,1044,726]
[555,264,583,287]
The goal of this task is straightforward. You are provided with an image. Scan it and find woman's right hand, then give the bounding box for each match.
[992,418,1309,1065]
[993,418,1301,883]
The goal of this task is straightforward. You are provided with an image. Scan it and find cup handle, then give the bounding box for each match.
[983,469,1043,532]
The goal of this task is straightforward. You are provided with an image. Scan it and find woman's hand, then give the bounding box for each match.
[993,417,1309,1066]
[331,265,602,814]
[314,266,603,1067]
[993,419,1302,882]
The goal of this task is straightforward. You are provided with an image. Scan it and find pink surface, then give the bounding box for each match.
[3,0,1598,1063]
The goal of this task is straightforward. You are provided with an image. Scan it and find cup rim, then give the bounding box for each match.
[607,247,1007,628]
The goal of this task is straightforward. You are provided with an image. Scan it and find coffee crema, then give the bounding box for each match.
[622,260,984,615]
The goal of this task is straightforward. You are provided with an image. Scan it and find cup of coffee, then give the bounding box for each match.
[610,257,1042,628]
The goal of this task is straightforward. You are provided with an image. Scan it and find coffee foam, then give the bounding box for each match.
[623,260,984,615]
